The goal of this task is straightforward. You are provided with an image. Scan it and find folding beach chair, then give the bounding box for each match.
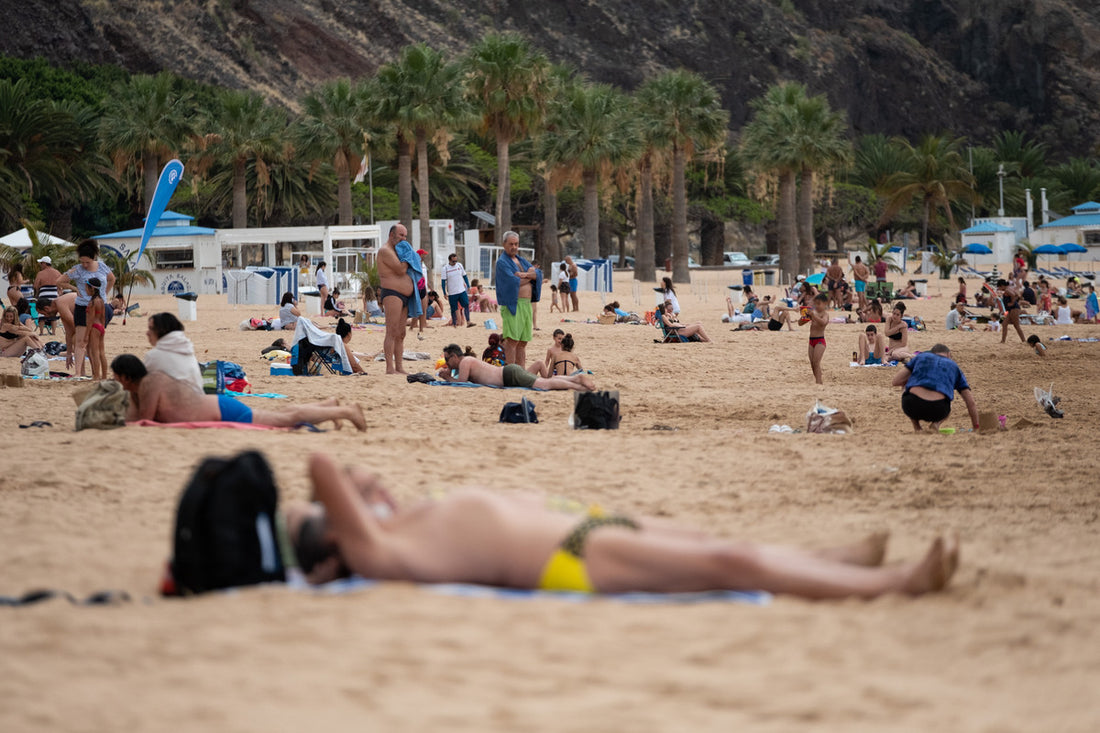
[654,318,699,343]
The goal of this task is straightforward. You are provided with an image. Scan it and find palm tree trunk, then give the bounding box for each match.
[671,146,690,284]
[143,150,159,214]
[797,165,814,274]
[495,136,510,246]
[541,175,558,271]
[921,196,931,251]
[232,158,248,229]
[635,156,656,282]
[398,134,413,231]
[778,169,798,282]
[582,168,599,259]
[416,132,432,277]
[337,153,353,226]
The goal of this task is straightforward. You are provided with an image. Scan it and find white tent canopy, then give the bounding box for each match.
[0,229,75,250]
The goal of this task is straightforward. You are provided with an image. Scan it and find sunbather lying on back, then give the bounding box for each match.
[284,452,959,600]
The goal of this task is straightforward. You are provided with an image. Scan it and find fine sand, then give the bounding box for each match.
[1,271,1098,732]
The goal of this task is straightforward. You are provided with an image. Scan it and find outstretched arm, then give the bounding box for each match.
[959,388,980,430]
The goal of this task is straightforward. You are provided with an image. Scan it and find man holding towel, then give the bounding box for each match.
[495,231,541,366]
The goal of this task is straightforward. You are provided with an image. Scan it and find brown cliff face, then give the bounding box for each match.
[6,0,1099,155]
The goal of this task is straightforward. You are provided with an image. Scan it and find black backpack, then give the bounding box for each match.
[165,451,286,595]
[573,390,621,430]
[499,397,538,423]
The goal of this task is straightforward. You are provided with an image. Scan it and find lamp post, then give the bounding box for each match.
[997,163,1006,217]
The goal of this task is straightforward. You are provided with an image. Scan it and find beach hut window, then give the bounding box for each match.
[156,248,194,269]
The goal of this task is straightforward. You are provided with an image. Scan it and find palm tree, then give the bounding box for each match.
[1051,158,1100,205]
[789,89,850,273]
[297,78,372,225]
[541,82,639,259]
[196,89,287,228]
[637,70,729,283]
[466,32,550,246]
[99,72,194,213]
[879,135,975,251]
[374,44,470,263]
[0,220,78,281]
[742,85,804,281]
[102,248,156,296]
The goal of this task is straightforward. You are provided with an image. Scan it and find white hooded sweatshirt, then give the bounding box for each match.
[145,331,204,394]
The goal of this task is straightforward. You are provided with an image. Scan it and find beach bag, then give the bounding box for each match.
[201,361,226,394]
[74,380,129,431]
[20,350,49,378]
[499,397,538,424]
[573,390,621,430]
[163,450,285,596]
[805,401,854,434]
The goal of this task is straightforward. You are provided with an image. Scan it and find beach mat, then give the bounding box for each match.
[427,380,544,390]
[300,576,770,605]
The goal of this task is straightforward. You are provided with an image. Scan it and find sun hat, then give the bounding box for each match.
[37,256,51,264]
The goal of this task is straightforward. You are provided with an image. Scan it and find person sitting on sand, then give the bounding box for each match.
[543,330,583,376]
[1026,334,1047,357]
[857,324,886,365]
[658,302,711,342]
[896,280,918,299]
[974,287,990,308]
[144,312,204,394]
[0,305,44,356]
[892,343,979,433]
[945,301,974,331]
[336,318,365,374]
[323,288,350,318]
[277,292,301,331]
[884,303,914,362]
[360,286,383,319]
[436,343,594,391]
[111,354,366,430]
[284,452,959,600]
[983,311,1001,332]
[481,333,505,366]
[955,276,967,304]
[859,297,884,324]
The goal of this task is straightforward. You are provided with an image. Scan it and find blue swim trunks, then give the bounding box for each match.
[218,393,253,423]
[569,277,578,292]
[865,355,882,365]
[855,280,866,293]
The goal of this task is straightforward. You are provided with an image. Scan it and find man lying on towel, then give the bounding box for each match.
[111,354,366,431]
[435,343,595,391]
[286,452,959,600]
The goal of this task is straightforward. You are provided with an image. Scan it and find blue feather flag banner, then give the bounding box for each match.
[136,159,184,266]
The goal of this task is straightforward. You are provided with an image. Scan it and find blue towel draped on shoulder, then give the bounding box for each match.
[495,253,542,316]
[395,240,424,318]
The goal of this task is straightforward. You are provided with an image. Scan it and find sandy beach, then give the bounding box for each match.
[1,270,1099,732]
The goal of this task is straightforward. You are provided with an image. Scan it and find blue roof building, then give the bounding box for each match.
[95,211,221,295]
[1032,202,1100,256]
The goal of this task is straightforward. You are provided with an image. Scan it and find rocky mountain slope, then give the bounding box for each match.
[8,0,1100,155]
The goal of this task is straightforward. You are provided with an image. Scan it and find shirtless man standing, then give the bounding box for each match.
[36,293,77,369]
[378,224,412,374]
[850,255,870,311]
[826,257,845,309]
[566,255,580,312]
[284,452,959,600]
[111,354,366,430]
[436,343,594,391]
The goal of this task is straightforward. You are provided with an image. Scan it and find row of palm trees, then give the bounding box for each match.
[4,35,1100,284]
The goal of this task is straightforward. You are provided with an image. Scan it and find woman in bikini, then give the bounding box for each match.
[884,303,913,362]
[544,330,583,376]
[0,305,44,357]
[996,279,1027,344]
[658,302,711,342]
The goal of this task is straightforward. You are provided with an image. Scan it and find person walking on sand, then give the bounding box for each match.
[996,279,1027,345]
[441,252,471,327]
[111,355,366,430]
[284,451,960,600]
[807,293,829,384]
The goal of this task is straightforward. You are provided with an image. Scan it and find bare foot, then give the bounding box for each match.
[818,532,889,567]
[578,374,596,391]
[902,536,959,595]
[321,396,340,407]
[348,403,367,432]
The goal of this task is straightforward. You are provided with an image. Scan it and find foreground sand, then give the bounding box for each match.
[1,271,1098,732]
